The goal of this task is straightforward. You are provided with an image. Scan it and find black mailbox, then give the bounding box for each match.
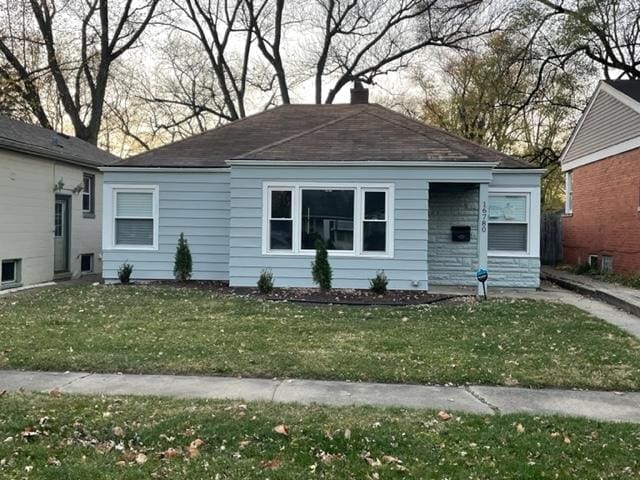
[451,226,471,242]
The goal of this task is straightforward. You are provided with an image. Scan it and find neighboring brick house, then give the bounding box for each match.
[561,80,640,274]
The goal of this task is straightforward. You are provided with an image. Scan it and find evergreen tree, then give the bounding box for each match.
[311,239,332,290]
[173,232,193,281]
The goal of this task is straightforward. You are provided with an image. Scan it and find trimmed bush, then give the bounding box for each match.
[370,270,388,294]
[118,263,133,284]
[311,239,332,291]
[257,269,275,294]
[173,232,193,282]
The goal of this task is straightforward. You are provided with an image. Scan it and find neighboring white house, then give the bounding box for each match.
[0,115,118,289]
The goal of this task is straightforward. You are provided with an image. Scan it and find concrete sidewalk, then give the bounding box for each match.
[542,266,640,318]
[2,370,640,423]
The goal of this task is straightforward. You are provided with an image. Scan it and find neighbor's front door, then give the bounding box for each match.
[54,195,70,273]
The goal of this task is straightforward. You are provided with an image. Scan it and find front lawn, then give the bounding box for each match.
[1,393,640,479]
[2,284,640,390]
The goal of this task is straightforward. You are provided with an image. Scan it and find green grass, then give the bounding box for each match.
[1,392,640,479]
[2,284,640,390]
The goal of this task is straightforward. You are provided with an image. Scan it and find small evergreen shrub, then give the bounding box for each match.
[257,269,275,294]
[311,239,332,291]
[173,232,193,281]
[370,270,388,294]
[118,263,133,284]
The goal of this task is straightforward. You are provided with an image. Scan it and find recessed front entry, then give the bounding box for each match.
[54,195,70,274]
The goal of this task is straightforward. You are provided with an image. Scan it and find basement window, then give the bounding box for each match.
[1,259,21,288]
[80,254,94,273]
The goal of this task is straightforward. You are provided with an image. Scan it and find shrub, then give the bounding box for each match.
[173,232,193,282]
[370,270,388,294]
[257,269,275,294]
[118,263,133,284]
[311,239,332,291]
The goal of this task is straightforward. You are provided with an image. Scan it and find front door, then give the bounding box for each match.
[54,195,70,273]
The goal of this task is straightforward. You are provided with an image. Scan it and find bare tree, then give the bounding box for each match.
[534,0,640,79]
[0,0,160,144]
[166,0,257,120]
[313,0,501,104]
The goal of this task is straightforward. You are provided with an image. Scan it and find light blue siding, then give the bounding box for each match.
[428,185,479,286]
[101,166,542,290]
[103,171,230,281]
[229,166,430,290]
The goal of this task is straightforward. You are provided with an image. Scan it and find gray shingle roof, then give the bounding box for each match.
[0,114,119,167]
[605,79,640,103]
[117,104,532,169]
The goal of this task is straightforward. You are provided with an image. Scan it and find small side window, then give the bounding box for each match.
[565,172,573,214]
[83,173,95,215]
[1,259,21,287]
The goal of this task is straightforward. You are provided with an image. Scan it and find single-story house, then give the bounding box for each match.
[101,83,543,292]
[561,79,640,274]
[0,114,118,289]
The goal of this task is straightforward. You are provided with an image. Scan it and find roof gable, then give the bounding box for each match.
[0,114,119,167]
[561,80,640,170]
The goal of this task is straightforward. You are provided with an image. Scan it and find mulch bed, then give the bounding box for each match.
[148,280,462,306]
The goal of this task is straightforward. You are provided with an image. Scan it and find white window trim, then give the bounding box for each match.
[564,171,573,215]
[262,182,395,258]
[488,187,540,258]
[103,184,159,251]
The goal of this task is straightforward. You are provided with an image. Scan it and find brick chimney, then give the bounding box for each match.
[350,80,369,104]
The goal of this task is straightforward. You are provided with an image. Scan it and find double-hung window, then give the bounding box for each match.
[362,190,387,253]
[488,194,529,253]
[269,189,293,250]
[82,173,95,215]
[264,183,393,256]
[107,186,158,249]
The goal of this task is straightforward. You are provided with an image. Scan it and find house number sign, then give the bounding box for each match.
[481,201,487,233]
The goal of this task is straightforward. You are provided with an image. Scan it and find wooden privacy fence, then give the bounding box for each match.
[541,211,563,265]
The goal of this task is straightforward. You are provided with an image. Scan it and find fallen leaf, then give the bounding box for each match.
[273,424,289,436]
[47,457,61,467]
[159,448,179,460]
[0,390,6,397]
[437,411,451,421]
[564,435,571,444]
[112,426,124,437]
[259,458,282,470]
[186,447,200,459]
[344,428,351,440]
[516,423,525,433]
[135,453,147,465]
[49,387,62,398]
[382,455,402,464]
[239,440,251,449]
[190,438,205,449]
[21,427,40,440]
[120,450,136,463]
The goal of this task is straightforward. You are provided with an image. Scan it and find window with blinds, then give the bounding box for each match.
[488,194,528,252]
[114,191,155,246]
